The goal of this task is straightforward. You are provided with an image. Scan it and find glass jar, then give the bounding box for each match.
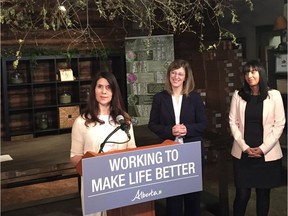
[10,71,24,84]
[85,88,90,98]
[81,88,90,102]
[38,113,48,130]
[60,91,72,104]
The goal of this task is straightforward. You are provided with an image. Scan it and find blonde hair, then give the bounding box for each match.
[164,59,195,97]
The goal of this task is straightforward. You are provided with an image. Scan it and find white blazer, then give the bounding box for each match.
[229,89,286,161]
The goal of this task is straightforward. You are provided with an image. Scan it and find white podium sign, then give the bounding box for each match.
[82,141,202,215]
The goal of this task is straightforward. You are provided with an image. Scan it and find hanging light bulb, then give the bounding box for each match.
[58,5,66,12]
[273,15,287,50]
[273,15,287,31]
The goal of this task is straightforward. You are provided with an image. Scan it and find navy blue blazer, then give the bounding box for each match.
[148,90,208,143]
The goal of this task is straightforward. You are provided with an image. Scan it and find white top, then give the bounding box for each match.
[70,114,136,157]
[172,95,183,143]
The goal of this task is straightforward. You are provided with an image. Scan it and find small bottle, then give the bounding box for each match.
[39,113,48,130]
[84,88,90,101]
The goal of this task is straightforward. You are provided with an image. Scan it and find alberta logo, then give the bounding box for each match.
[131,189,162,201]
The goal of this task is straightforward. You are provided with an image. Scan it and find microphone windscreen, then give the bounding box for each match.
[116,115,124,124]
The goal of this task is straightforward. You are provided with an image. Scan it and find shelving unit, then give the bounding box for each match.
[1,54,125,141]
[267,49,287,115]
[267,49,287,150]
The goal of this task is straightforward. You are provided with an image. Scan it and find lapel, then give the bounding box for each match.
[239,98,247,124]
[262,96,269,124]
[180,95,187,121]
[162,92,175,120]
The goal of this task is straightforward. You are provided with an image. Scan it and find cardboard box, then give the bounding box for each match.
[58,106,80,128]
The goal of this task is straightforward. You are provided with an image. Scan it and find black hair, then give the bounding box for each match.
[238,60,269,102]
[83,71,130,126]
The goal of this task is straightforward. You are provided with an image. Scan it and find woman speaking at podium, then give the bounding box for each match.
[148,59,207,216]
[70,71,136,216]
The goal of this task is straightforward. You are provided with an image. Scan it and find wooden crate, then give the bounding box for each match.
[58,106,80,128]
[79,60,92,79]
[8,89,32,108]
[33,62,52,82]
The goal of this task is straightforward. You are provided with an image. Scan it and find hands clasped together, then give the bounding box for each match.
[245,147,263,158]
[172,123,187,137]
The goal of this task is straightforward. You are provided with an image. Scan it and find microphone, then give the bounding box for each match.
[98,127,121,153]
[116,115,131,139]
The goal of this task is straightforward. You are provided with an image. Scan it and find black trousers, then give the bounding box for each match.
[166,192,201,216]
[233,187,271,216]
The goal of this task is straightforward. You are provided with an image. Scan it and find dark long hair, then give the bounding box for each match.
[83,71,131,127]
[165,59,195,97]
[238,60,269,102]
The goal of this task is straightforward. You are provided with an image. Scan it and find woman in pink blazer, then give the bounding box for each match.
[229,60,286,216]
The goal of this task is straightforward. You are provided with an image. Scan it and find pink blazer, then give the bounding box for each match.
[229,89,286,161]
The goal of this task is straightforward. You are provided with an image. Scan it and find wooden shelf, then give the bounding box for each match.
[1,54,126,140]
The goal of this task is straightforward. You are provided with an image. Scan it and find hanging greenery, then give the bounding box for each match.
[1,0,254,68]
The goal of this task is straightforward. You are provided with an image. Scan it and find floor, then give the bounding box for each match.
[1,126,287,216]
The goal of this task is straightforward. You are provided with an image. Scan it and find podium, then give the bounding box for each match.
[76,140,177,216]
[76,140,202,216]
[107,202,155,216]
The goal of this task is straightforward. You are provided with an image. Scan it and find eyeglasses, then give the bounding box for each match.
[170,71,185,77]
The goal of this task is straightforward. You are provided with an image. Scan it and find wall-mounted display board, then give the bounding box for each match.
[125,34,174,125]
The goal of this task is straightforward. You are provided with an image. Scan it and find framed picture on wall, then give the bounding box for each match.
[275,53,287,73]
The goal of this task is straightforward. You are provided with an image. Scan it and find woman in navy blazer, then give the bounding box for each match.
[148,59,207,216]
[229,60,286,216]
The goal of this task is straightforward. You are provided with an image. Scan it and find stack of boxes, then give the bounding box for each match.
[190,41,245,136]
[204,53,244,135]
[190,41,245,162]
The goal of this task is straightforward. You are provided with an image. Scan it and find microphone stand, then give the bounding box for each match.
[98,126,121,153]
